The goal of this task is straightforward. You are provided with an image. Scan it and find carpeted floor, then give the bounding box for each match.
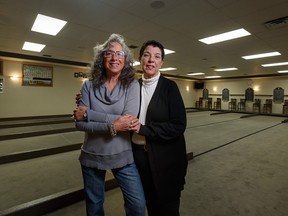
[1,112,288,216]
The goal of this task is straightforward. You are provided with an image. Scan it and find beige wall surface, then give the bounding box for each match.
[0,60,85,118]
[0,60,196,118]
[203,78,288,114]
[1,59,288,118]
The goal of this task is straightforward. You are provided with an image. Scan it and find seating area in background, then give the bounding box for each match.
[237,99,246,112]
[195,97,203,109]
[193,86,288,115]
[263,99,272,114]
[253,99,261,113]
[205,98,213,109]
[283,100,288,115]
[194,96,288,115]
[213,98,222,110]
[228,98,237,111]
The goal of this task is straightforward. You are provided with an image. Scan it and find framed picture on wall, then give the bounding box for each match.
[222,88,229,102]
[273,87,284,103]
[22,63,53,87]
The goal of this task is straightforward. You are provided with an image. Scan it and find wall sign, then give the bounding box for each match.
[203,88,209,99]
[245,87,254,101]
[273,87,284,103]
[222,88,229,102]
[22,64,53,87]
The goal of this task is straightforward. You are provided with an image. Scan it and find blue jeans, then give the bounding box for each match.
[81,162,146,216]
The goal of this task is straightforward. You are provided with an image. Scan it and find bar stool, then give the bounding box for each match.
[263,99,272,114]
[253,99,261,113]
[213,98,221,110]
[283,100,288,115]
[205,98,212,109]
[237,99,246,111]
[228,98,237,111]
[195,97,203,109]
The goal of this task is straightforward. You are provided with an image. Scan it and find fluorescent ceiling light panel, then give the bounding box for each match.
[214,67,238,72]
[199,28,251,44]
[22,41,46,52]
[205,76,221,79]
[278,70,288,73]
[164,49,175,55]
[262,62,288,67]
[159,67,177,71]
[187,72,205,76]
[31,14,67,36]
[242,52,281,60]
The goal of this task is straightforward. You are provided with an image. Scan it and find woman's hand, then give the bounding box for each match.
[73,106,87,121]
[130,121,141,133]
[113,114,139,132]
[75,92,82,106]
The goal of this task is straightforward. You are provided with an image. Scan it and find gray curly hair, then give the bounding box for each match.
[90,33,136,88]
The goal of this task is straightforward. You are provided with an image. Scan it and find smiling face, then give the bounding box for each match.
[104,42,125,77]
[140,45,163,79]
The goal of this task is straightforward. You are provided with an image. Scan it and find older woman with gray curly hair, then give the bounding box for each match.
[73,33,145,216]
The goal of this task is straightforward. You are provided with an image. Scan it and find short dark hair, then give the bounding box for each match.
[139,40,165,60]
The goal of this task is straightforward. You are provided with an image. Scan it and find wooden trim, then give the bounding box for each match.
[230,94,245,96]
[254,94,273,97]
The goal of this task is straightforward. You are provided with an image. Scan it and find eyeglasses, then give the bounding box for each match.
[104,50,126,58]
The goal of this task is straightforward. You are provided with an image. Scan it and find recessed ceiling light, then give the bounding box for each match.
[214,67,238,72]
[242,52,281,60]
[187,72,205,76]
[164,49,175,55]
[205,76,221,79]
[159,67,177,71]
[22,42,46,52]
[262,62,288,67]
[31,14,67,36]
[199,28,251,44]
[278,70,288,73]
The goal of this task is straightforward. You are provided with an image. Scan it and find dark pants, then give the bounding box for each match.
[133,144,181,216]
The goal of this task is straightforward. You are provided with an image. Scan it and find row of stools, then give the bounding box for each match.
[196,98,288,114]
[228,98,273,113]
[253,99,288,114]
[228,99,247,111]
[195,98,221,110]
[228,98,288,114]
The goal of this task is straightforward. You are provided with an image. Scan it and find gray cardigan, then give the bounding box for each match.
[75,79,140,170]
